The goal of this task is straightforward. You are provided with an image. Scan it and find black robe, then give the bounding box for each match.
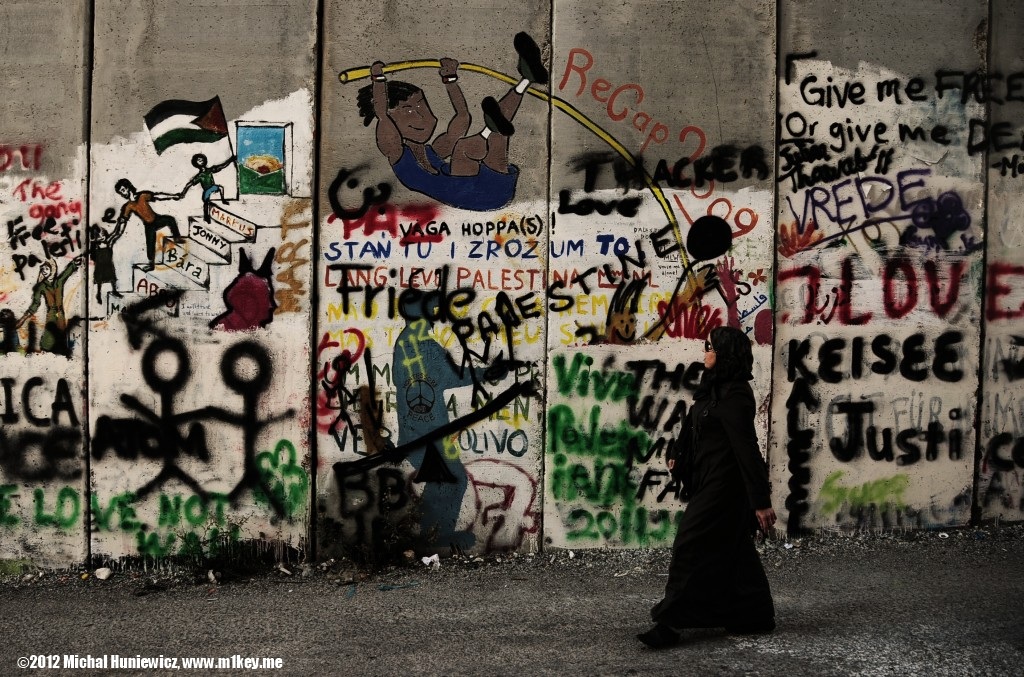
[651,378,775,629]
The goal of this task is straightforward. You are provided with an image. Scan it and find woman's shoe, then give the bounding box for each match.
[637,624,681,649]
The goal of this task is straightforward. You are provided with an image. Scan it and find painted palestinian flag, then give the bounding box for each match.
[144,97,229,154]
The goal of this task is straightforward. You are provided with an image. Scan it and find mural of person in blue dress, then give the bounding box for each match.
[393,294,485,552]
[357,33,548,212]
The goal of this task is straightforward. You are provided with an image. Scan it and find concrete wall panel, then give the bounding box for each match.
[544,0,776,548]
[87,0,316,562]
[772,0,987,533]
[0,0,90,566]
[317,0,550,557]
[980,0,1024,522]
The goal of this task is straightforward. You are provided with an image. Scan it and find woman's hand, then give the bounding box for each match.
[755,508,776,535]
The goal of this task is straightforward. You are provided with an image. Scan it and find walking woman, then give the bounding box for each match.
[638,326,777,649]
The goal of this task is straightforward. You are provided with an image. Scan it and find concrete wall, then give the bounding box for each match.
[773,0,988,532]
[982,0,1024,522]
[1,0,1022,566]
[542,0,776,548]
[0,0,90,565]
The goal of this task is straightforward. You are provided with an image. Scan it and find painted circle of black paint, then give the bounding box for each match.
[141,338,191,395]
[686,215,732,262]
[221,341,271,395]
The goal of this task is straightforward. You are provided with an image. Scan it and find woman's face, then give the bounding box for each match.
[703,337,716,370]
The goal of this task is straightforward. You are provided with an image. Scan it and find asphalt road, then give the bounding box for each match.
[2,527,1022,676]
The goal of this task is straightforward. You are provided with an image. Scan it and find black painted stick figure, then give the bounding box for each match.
[193,341,295,516]
[93,337,212,500]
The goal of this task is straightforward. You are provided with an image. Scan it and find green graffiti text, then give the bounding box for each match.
[91,492,141,532]
[550,454,637,506]
[33,487,80,530]
[565,506,684,546]
[0,484,19,527]
[253,440,309,518]
[552,353,636,401]
[820,470,910,513]
[158,492,231,528]
[547,404,649,461]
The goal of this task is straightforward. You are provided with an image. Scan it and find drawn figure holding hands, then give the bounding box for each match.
[178,152,235,223]
[113,179,183,272]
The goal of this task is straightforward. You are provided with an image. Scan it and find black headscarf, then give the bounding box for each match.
[694,326,754,400]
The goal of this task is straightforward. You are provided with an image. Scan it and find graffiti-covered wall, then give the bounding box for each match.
[772,1,989,533]
[1,0,1023,566]
[0,1,90,565]
[1,0,317,567]
[981,0,1024,522]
